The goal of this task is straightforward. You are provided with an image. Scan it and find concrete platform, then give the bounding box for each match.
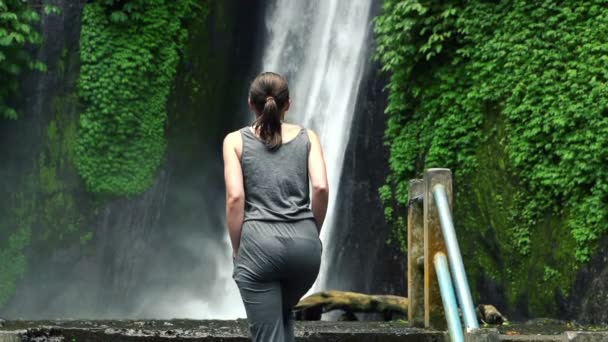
[0,320,606,341]
[0,320,445,341]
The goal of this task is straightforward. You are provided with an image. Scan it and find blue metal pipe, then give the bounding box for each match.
[433,184,479,330]
[434,252,464,342]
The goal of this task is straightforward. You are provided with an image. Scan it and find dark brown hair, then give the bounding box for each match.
[249,72,290,151]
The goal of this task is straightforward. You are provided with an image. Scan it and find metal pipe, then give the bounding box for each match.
[434,252,464,342]
[433,184,479,329]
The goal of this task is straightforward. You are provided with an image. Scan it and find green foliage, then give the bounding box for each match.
[39,93,87,244]
[543,266,560,282]
[0,224,31,306]
[0,169,37,307]
[43,4,62,16]
[0,0,46,119]
[76,0,197,195]
[0,90,87,306]
[375,0,608,315]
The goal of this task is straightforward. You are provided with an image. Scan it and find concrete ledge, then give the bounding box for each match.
[499,335,563,342]
[564,331,608,342]
[2,320,607,342]
[465,328,500,342]
[1,320,446,342]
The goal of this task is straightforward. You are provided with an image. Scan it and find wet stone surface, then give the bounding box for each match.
[495,320,608,335]
[1,320,607,341]
[0,320,446,341]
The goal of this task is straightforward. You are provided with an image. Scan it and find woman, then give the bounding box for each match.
[222,71,329,341]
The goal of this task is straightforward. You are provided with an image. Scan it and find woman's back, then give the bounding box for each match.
[239,125,314,222]
[223,72,328,342]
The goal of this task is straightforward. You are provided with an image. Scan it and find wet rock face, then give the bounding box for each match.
[569,237,608,324]
[0,0,87,318]
[323,0,406,304]
[323,57,405,297]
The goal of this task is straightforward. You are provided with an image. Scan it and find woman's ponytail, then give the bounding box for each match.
[249,72,290,151]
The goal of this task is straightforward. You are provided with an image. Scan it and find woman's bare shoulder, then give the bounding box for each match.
[223,129,243,149]
[305,127,320,141]
[282,122,303,130]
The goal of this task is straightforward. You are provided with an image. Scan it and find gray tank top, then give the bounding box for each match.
[240,126,314,222]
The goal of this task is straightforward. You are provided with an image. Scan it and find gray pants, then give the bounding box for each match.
[232,219,322,341]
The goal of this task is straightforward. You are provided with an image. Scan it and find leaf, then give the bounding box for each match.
[43,5,63,16]
[109,11,128,23]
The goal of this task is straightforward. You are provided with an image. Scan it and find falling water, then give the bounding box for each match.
[261,0,374,290]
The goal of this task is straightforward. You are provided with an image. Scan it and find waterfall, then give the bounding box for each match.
[0,0,377,320]
[261,0,374,291]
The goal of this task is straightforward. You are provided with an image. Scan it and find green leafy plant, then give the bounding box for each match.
[0,0,46,119]
[76,0,197,195]
[375,0,608,315]
[0,224,31,306]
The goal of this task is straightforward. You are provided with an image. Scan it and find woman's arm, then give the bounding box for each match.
[223,132,245,257]
[307,129,329,233]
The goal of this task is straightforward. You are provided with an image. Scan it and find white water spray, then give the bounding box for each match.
[261,0,374,291]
